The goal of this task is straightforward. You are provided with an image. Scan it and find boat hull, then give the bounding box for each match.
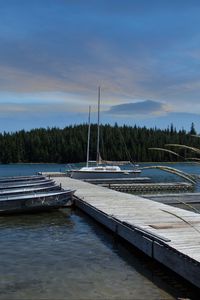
[70,169,141,180]
[0,175,45,183]
[0,185,59,196]
[0,179,54,190]
[0,191,74,214]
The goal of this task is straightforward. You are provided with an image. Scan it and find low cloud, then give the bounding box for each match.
[0,102,77,116]
[106,100,171,116]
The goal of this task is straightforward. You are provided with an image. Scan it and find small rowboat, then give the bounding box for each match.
[0,190,75,214]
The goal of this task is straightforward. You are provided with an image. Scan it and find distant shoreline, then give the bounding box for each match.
[0,162,65,165]
[0,161,193,165]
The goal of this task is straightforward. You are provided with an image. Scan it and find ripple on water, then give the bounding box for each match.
[0,209,199,300]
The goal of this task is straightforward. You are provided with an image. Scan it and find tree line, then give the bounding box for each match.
[0,123,199,164]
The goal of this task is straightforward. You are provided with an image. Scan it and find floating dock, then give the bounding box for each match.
[41,172,194,193]
[83,177,151,184]
[50,175,200,289]
[106,182,193,193]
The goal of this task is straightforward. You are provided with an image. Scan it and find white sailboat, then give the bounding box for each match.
[70,87,141,180]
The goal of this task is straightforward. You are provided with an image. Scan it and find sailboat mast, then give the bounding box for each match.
[86,106,91,167]
[96,86,100,165]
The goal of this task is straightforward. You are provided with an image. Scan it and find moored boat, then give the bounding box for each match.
[0,190,75,214]
[70,165,141,180]
[0,184,60,196]
[70,87,141,180]
[0,175,45,183]
[0,179,55,190]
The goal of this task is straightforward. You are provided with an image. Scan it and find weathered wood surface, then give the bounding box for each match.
[51,176,200,288]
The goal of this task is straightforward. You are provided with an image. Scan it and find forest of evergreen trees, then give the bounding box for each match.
[0,123,199,164]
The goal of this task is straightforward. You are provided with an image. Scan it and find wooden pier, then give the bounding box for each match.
[50,175,200,289]
[41,172,194,193]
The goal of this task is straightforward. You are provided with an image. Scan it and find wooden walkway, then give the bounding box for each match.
[52,176,200,289]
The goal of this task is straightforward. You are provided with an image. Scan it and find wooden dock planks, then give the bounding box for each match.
[51,176,200,288]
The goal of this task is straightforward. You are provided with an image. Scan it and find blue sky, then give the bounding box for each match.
[1,0,200,132]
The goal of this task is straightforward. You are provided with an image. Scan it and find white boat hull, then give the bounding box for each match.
[70,169,141,180]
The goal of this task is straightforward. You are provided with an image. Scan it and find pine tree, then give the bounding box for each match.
[190,122,196,135]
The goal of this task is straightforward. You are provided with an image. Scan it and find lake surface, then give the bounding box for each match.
[0,163,200,299]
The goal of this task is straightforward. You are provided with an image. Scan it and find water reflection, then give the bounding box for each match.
[1,160,200,299]
[0,208,74,228]
[0,208,200,299]
[75,209,200,300]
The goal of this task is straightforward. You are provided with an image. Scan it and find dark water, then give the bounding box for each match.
[140,162,200,187]
[0,163,200,299]
[0,163,66,178]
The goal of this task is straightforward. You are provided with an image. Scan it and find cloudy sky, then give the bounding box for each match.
[1,0,200,132]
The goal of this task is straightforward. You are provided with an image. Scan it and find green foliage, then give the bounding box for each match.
[0,123,199,163]
[190,122,197,135]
